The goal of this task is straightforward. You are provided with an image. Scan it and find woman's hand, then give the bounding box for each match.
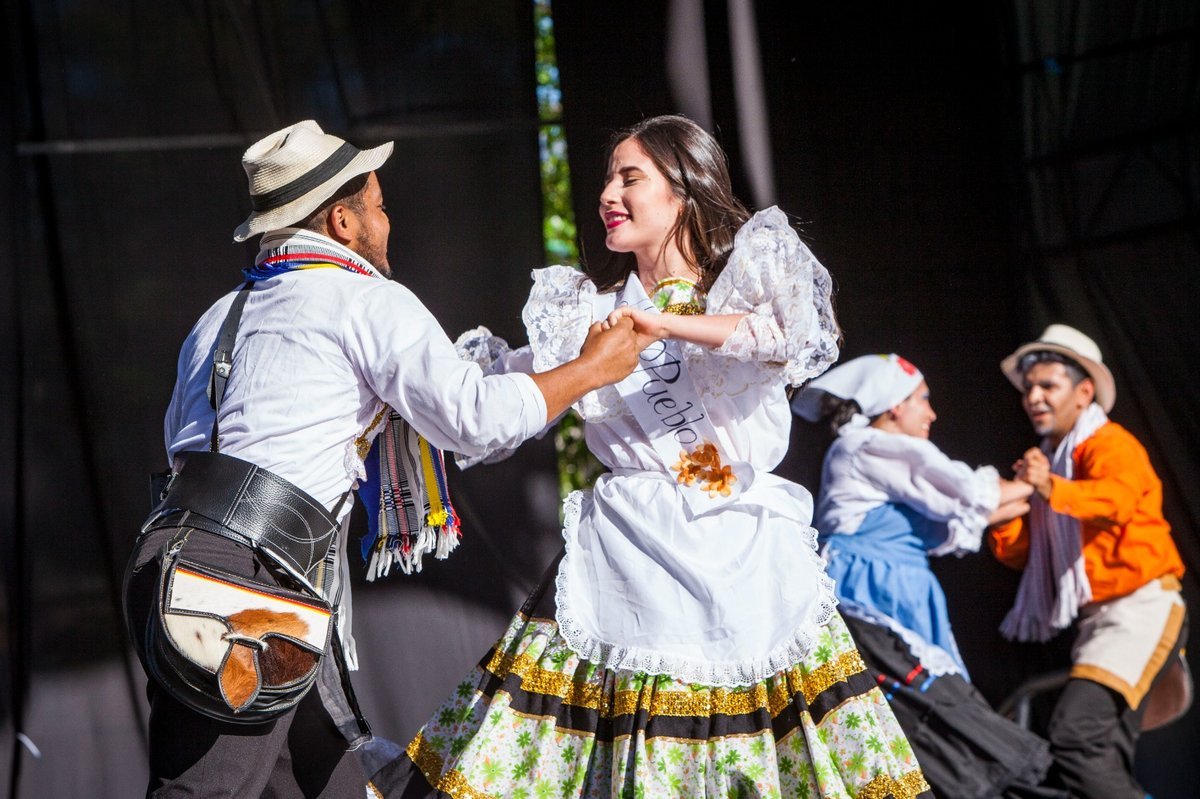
[601,306,746,350]
[602,306,667,350]
[988,498,1031,526]
[998,477,1034,504]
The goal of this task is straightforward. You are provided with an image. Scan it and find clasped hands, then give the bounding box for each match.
[1012,447,1054,500]
[575,307,670,389]
[600,306,667,350]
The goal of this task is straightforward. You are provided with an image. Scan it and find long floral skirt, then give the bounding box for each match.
[370,558,931,798]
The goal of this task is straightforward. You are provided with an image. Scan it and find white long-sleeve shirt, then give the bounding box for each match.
[165,267,547,515]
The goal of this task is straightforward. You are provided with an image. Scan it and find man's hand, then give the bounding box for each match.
[579,317,640,387]
[528,317,640,424]
[1015,447,1053,500]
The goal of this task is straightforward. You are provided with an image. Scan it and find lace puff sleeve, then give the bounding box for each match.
[704,206,840,386]
[454,326,535,377]
[521,266,624,421]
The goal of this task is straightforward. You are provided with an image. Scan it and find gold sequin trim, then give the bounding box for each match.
[407,733,499,799]
[800,649,869,704]
[661,301,704,315]
[857,768,931,799]
[482,647,868,719]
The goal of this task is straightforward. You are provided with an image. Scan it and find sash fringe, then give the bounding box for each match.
[364,411,461,580]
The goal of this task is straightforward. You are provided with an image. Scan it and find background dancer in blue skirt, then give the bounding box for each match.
[793,353,1064,798]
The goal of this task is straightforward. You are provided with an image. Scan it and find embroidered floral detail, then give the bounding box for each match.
[671,442,737,497]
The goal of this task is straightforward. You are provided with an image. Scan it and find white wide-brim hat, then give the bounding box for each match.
[233,120,394,242]
[792,353,925,420]
[1000,323,1116,412]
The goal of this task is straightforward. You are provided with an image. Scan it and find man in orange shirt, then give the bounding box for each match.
[990,324,1187,799]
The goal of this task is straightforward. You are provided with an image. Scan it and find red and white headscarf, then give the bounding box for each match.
[793,353,924,420]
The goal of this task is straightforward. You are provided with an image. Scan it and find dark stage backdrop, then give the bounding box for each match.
[2,1,1197,797]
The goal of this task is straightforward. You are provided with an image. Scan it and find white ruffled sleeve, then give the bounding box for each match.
[521,266,624,421]
[450,327,538,468]
[454,326,534,377]
[705,206,840,386]
[855,432,1001,556]
[522,266,594,370]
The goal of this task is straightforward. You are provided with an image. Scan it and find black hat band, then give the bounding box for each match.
[250,142,359,213]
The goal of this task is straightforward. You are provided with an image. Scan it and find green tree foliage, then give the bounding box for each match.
[533,0,603,499]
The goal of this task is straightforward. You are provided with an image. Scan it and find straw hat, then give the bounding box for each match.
[1000,324,1116,412]
[232,120,393,242]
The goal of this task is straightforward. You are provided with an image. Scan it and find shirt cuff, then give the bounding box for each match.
[510,371,549,437]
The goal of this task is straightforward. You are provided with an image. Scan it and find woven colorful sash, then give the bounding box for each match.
[357,409,461,578]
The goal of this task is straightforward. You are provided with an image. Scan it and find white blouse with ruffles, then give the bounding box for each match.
[459,207,841,686]
[816,416,1001,557]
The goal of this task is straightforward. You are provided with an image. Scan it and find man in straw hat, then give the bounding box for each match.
[990,323,1188,798]
[122,120,641,796]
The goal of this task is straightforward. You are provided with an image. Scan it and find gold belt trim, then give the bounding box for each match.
[482,646,868,719]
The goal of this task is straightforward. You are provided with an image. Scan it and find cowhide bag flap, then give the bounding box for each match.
[147,535,333,724]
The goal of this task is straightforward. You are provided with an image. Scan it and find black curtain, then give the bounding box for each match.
[2,1,1197,797]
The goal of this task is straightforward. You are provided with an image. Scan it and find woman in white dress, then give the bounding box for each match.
[372,115,931,798]
[793,354,1064,798]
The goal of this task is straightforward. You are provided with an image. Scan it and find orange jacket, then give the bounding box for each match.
[989,421,1185,602]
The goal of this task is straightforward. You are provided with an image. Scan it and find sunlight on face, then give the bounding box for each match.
[598,138,683,268]
[350,172,391,277]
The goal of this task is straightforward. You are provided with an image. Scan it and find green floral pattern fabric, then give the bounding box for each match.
[402,612,928,798]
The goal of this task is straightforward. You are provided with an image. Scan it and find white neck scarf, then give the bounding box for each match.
[1000,402,1108,642]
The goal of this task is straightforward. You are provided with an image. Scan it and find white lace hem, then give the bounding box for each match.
[839,602,966,679]
[553,490,841,687]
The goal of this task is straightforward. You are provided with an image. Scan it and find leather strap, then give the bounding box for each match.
[145,451,339,595]
[208,281,254,452]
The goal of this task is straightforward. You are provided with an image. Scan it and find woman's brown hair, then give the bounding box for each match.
[587,115,750,292]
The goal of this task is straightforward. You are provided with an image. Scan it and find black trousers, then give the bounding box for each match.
[1046,615,1187,799]
[842,615,1063,799]
[124,526,371,798]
